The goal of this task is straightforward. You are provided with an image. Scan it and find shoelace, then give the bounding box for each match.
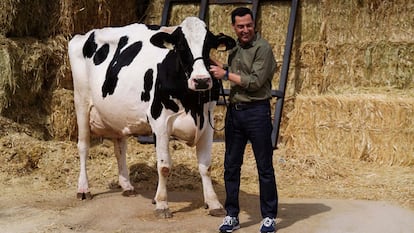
[223,216,234,225]
[263,218,274,227]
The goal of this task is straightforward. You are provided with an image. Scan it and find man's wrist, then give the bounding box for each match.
[223,64,229,81]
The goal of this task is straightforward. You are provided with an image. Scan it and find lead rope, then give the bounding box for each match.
[208,79,227,131]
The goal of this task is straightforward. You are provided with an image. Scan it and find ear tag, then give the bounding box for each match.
[163,42,175,50]
[217,43,226,52]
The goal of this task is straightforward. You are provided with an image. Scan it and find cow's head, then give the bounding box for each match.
[150,17,235,91]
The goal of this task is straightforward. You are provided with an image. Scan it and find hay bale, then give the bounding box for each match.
[322,42,414,92]
[0,0,146,38]
[0,44,13,114]
[0,0,63,38]
[0,36,68,138]
[284,94,414,166]
[323,0,414,45]
[49,88,77,141]
[69,0,141,35]
[0,1,16,36]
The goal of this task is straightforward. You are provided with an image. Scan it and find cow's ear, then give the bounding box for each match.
[212,32,236,51]
[150,32,175,50]
[207,31,236,51]
[218,33,236,51]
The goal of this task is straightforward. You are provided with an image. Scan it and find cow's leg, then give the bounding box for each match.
[77,130,92,200]
[74,96,92,200]
[113,137,136,196]
[196,114,225,216]
[153,133,173,218]
[70,41,94,200]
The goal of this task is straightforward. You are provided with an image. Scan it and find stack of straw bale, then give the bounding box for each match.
[0,0,147,140]
[280,0,413,165]
[285,94,414,166]
[0,0,143,38]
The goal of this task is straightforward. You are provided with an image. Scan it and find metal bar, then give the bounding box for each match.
[199,0,209,20]
[271,0,299,149]
[209,0,254,3]
[251,0,259,20]
[160,0,172,26]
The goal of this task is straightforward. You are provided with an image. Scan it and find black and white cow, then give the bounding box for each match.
[68,17,235,218]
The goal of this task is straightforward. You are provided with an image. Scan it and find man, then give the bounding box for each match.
[209,7,278,233]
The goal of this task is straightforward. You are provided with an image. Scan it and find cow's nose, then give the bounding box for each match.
[194,77,211,90]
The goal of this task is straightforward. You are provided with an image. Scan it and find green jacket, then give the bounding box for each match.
[228,33,276,103]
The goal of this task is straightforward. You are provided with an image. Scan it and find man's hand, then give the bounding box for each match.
[209,65,226,80]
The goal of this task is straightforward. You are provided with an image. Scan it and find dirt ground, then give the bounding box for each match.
[0,119,413,232]
[1,188,414,233]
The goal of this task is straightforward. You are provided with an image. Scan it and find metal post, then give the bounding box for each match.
[271,0,299,149]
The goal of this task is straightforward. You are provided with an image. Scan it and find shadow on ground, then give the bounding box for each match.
[92,162,331,229]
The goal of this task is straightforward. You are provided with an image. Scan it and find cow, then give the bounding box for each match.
[68,17,235,218]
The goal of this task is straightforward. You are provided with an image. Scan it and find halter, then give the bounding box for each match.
[193,56,204,62]
[176,51,205,80]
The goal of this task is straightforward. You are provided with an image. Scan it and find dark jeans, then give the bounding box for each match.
[224,101,278,219]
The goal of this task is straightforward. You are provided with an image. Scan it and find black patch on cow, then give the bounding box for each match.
[146,24,161,30]
[141,68,153,102]
[93,43,109,65]
[102,36,143,97]
[83,32,97,58]
[151,59,181,119]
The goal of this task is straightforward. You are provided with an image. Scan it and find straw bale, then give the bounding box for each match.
[69,0,142,35]
[291,41,414,95]
[144,0,164,25]
[1,0,63,38]
[49,88,77,141]
[247,0,323,45]
[322,42,414,92]
[322,0,414,45]
[0,45,13,113]
[0,1,16,36]
[285,94,414,166]
[0,0,146,38]
[0,36,68,138]
[169,3,199,26]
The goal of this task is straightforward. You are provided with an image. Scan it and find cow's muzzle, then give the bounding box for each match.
[193,77,211,90]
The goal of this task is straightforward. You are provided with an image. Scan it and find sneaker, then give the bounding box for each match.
[259,217,276,233]
[219,216,240,233]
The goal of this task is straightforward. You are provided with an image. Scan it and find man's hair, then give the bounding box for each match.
[231,7,254,24]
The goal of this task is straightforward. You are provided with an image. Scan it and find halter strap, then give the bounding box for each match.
[178,56,205,79]
[193,57,204,62]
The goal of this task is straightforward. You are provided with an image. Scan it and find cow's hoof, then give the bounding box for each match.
[122,189,137,197]
[154,208,173,218]
[77,192,93,200]
[209,208,226,217]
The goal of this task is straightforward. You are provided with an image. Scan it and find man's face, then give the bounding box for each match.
[232,14,255,45]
